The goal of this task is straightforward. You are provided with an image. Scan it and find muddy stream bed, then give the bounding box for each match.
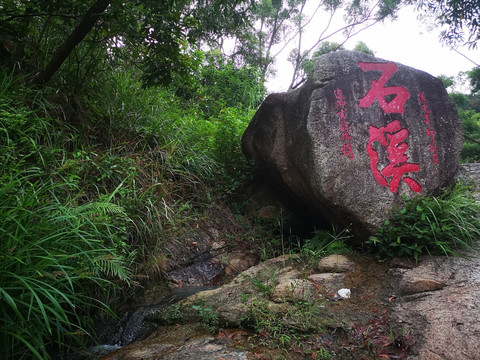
[74,246,480,360]
[70,163,480,360]
[80,254,430,360]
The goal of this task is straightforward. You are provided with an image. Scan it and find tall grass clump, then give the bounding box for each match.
[0,176,133,360]
[91,69,255,197]
[0,73,134,359]
[368,183,480,260]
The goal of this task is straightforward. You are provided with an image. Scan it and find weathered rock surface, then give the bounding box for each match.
[170,254,316,327]
[317,254,355,273]
[459,163,480,200]
[242,50,463,239]
[100,326,249,360]
[97,253,398,359]
[308,272,346,294]
[400,276,446,295]
[390,252,480,359]
[459,163,480,187]
[217,251,257,275]
[271,269,315,302]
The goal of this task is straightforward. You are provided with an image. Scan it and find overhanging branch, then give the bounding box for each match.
[30,0,111,87]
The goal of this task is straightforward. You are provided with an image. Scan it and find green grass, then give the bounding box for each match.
[301,227,352,261]
[367,183,480,260]
[192,304,220,332]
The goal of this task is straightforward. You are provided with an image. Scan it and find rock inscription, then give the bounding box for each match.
[242,50,463,239]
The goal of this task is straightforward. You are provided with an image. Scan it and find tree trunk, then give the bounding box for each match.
[31,0,111,87]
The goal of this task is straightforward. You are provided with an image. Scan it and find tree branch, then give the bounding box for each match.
[465,134,480,145]
[451,47,480,67]
[31,0,111,87]
[288,1,307,90]
[5,13,83,21]
[272,2,323,59]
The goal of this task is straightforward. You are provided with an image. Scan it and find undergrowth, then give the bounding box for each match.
[0,177,133,359]
[367,183,480,260]
[0,64,260,359]
[301,227,352,261]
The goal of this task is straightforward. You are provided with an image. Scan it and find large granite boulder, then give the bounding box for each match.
[242,50,463,239]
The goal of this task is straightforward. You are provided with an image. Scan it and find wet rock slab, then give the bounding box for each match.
[164,228,227,287]
[308,273,346,294]
[100,326,248,360]
[391,251,480,359]
[173,254,313,327]
[271,269,315,302]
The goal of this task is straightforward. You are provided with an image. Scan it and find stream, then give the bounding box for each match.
[87,286,217,357]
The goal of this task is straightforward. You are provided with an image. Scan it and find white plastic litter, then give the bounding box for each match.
[337,288,351,299]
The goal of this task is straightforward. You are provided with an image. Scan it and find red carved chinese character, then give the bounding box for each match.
[334,88,354,159]
[358,62,410,114]
[342,143,354,159]
[418,92,439,164]
[334,89,347,108]
[366,120,421,193]
[426,128,435,139]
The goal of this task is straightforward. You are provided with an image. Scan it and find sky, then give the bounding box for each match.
[267,5,479,93]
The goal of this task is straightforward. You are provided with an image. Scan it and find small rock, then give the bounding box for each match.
[401,276,446,295]
[272,278,314,303]
[308,272,346,283]
[308,273,346,293]
[317,255,354,273]
[211,241,226,250]
[266,253,300,265]
[225,256,256,275]
[257,205,281,219]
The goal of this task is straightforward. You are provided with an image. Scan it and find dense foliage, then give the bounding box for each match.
[445,68,480,162]
[414,0,480,48]
[0,0,252,87]
[0,54,263,357]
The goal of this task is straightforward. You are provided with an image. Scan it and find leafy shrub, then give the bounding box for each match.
[192,304,220,332]
[210,107,255,193]
[459,108,480,162]
[196,51,265,116]
[160,304,182,325]
[367,184,480,260]
[461,142,480,162]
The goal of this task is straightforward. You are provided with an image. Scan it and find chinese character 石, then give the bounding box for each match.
[366,120,421,193]
[358,62,410,114]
